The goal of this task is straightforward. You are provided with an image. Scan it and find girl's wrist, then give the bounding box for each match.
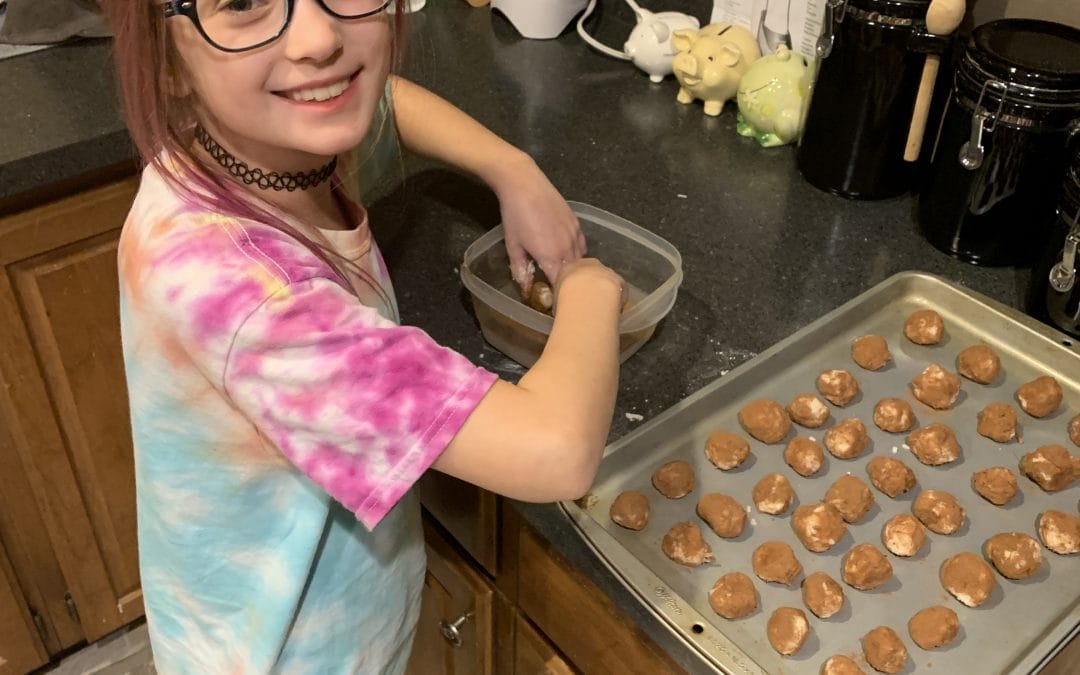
[483,147,538,197]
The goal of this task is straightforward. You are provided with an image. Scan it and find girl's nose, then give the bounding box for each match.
[282,0,343,64]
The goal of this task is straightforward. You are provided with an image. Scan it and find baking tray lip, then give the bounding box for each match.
[560,270,1080,675]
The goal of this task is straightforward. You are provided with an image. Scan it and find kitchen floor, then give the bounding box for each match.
[42,623,155,675]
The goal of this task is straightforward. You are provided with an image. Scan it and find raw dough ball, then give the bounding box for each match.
[913,490,966,535]
[1070,414,1080,448]
[984,532,1043,579]
[610,490,650,530]
[882,514,926,557]
[873,398,916,433]
[1020,444,1079,492]
[867,457,917,498]
[977,403,1019,443]
[752,541,803,585]
[785,436,825,477]
[956,344,1001,384]
[862,626,909,674]
[802,571,845,618]
[708,571,758,619]
[908,605,960,650]
[910,363,962,410]
[1016,375,1064,418]
[697,493,747,538]
[524,281,554,313]
[704,431,751,471]
[652,460,695,498]
[818,369,861,406]
[904,309,944,345]
[907,423,962,466]
[788,393,831,428]
[821,655,866,675]
[842,543,893,590]
[661,522,714,567]
[767,607,810,656]
[852,334,892,371]
[792,502,847,552]
[971,466,1018,506]
[825,418,870,459]
[739,399,792,444]
[753,473,796,515]
[825,474,875,523]
[1038,510,1080,555]
[940,552,997,607]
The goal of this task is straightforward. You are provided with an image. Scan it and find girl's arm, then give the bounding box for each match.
[388,75,585,293]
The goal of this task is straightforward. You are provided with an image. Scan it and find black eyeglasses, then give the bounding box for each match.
[162,0,392,53]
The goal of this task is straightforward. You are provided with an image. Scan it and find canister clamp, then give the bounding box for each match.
[1049,208,1080,294]
[816,0,849,58]
[959,79,1008,170]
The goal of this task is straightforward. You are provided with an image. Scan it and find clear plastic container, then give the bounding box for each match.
[460,201,683,367]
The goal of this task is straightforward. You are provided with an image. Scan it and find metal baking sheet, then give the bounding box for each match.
[563,272,1080,674]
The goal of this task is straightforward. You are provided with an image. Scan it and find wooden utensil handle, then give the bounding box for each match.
[904,54,942,163]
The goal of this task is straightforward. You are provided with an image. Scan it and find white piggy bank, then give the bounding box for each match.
[624,10,701,83]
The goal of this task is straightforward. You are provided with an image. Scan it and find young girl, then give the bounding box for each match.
[103,1,626,672]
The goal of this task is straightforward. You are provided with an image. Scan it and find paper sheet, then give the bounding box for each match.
[711,0,827,61]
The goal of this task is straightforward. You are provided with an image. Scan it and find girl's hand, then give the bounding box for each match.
[496,155,587,296]
[552,258,627,313]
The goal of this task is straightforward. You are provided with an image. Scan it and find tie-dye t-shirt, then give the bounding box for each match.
[118,162,497,673]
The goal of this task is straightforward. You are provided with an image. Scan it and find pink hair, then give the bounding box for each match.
[102,0,408,306]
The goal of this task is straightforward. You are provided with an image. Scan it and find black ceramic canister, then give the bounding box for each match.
[1028,146,1080,339]
[797,0,946,199]
[919,19,1080,266]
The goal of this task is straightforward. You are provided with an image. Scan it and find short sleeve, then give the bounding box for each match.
[223,276,498,529]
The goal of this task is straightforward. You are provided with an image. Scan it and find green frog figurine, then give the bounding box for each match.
[736,44,812,147]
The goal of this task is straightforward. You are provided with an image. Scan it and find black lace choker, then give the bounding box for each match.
[195,125,337,192]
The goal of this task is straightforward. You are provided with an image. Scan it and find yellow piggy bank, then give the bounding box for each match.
[672,23,761,117]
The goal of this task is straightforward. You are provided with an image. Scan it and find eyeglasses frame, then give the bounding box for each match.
[161,0,393,53]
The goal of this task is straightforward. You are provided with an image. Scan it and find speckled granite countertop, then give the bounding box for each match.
[2,2,1044,673]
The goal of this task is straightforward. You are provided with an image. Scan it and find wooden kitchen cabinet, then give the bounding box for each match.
[0,544,47,674]
[0,177,142,662]
[513,611,576,675]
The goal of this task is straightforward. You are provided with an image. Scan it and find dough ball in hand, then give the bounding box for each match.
[904,309,944,345]
[610,490,650,530]
[820,655,866,675]
[867,456,916,498]
[882,514,926,557]
[977,403,1018,443]
[907,423,961,466]
[908,605,960,650]
[709,571,758,619]
[910,364,962,410]
[1016,375,1063,418]
[825,418,870,459]
[661,522,713,566]
[1020,444,1078,492]
[842,543,893,591]
[817,369,861,406]
[704,431,751,471]
[984,532,1042,580]
[1038,510,1080,555]
[767,607,810,656]
[785,436,825,477]
[971,466,1018,506]
[940,552,996,607]
[956,344,1001,384]
[862,626,909,674]
[873,398,916,433]
[913,490,965,535]
[752,541,803,585]
[1070,414,1080,448]
[753,473,796,515]
[652,460,695,498]
[802,571,845,619]
[852,334,892,371]
[739,399,792,444]
[825,474,875,523]
[788,393,831,428]
[697,493,747,538]
[792,502,847,553]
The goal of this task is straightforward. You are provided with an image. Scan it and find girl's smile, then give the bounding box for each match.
[275,70,361,112]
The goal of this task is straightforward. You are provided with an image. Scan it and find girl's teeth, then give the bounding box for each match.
[289,78,350,102]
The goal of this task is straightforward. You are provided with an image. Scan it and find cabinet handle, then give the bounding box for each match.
[438,611,473,647]
[65,592,81,624]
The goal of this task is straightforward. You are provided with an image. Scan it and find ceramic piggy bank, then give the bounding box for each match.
[624,10,700,83]
[736,44,812,147]
[672,23,761,116]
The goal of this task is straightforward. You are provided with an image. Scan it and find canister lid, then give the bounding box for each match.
[848,0,931,20]
[971,19,1080,90]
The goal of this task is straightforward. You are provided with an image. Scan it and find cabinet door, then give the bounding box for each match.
[406,519,494,675]
[0,179,142,648]
[0,544,47,674]
[418,473,500,575]
[514,613,576,675]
